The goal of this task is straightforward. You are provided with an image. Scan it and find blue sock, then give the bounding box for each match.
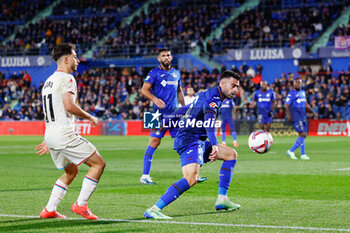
[290,137,300,152]
[143,146,156,175]
[155,178,190,209]
[231,132,237,141]
[299,137,305,155]
[218,160,237,196]
[222,131,226,142]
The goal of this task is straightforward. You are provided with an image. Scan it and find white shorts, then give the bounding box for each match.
[48,133,97,170]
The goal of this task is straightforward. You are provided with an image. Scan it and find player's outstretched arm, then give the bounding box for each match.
[35,141,49,156]
[177,86,185,106]
[141,82,165,109]
[62,92,98,127]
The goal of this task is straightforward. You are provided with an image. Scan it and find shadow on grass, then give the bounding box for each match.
[0,218,155,232]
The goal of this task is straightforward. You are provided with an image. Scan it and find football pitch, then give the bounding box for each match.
[0,135,350,232]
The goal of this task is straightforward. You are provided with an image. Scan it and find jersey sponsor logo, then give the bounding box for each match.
[160,80,178,87]
[258,97,271,102]
[209,102,217,108]
[296,98,306,103]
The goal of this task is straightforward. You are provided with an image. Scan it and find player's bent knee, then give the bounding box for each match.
[230,148,237,160]
[149,137,161,148]
[65,169,78,181]
[184,176,197,186]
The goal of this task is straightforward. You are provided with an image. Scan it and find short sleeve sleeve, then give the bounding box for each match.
[144,70,156,85]
[285,92,293,105]
[61,75,77,95]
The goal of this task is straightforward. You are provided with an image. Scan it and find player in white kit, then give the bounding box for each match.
[35,43,106,220]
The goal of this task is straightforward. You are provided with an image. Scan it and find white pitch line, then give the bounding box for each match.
[1,214,350,232]
[332,168,350,171]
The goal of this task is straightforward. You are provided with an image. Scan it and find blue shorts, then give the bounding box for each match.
[177,141,212,167]
[257,112,272,124]
[150,127,178,138]
[221,118,236,132]
[293,120,307,133]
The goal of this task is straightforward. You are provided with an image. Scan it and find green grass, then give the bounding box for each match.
[0,135,350,232]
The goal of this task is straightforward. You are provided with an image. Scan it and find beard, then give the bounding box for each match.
[161,61,171,69]
[71,63,77,72]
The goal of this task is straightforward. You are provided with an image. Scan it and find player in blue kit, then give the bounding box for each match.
[286,78,318,160]
[252,81,275,131]
[140,49,185,184]
[220,98,238,147]
[144,70,241,219]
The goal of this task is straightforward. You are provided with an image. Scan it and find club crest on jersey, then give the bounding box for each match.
[209,102,217,108]
[172,73,177,78]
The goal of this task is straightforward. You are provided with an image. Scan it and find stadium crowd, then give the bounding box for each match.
[0,0,347,57]
[0,0,51,50]
[95,0,233,58]
[0,0,142,56]
[213,2,344,52]
[1,63,349,121]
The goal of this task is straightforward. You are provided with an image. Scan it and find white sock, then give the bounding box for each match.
[77,176,98,206]
[217,194,228,203]
[46,179,68,212]
[142,174,151,178]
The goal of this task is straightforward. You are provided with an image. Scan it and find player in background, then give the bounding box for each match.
[35,43,106,220]
[285,78,318,160]
[252,80,275,131]
[183,86,195,105]
[140,48,185,184]
[220,98,238,147]
[144,71,241,219]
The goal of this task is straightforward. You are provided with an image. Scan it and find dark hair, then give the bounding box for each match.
[220,70,240,81]
[158,48,171,54]
[51,43,76,61]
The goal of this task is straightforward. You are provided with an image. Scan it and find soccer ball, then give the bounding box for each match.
[248,130,273,154]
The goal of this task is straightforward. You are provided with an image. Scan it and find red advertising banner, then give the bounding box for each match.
[308,119,350,136]
[0,121,45,135]
[0,121,101,136]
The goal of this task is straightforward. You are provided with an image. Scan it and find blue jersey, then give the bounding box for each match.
[286,89,306,122]
[220,99,235,120]
[174,86,223,150]
[253,89,274,114]
[145,66,181,115]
